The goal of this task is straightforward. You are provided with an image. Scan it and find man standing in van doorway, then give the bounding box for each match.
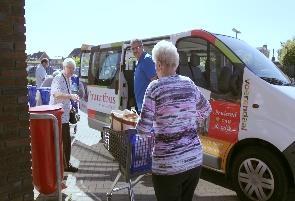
[131,39,157,114]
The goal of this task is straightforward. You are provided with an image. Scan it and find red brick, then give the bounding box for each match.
[0,95,16,104]
[1,87,27,95]
[0,52,26,60]
[0,59,14,68]
[0,4,10,13]
[1,69,26,77]
[0,41,13,51]
[0,193,9,201]
[0,79,15,86]
[9,16,25,24]
[0,114,17,122]
[0,23,13,34]
[3,104,28,113]
[14,41,26,51]
[17,95,28,104]
[0,33,25,42]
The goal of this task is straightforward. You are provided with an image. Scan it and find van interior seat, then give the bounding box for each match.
[218,66,232,93]
[190,55,208,88]
[178,52,193,78]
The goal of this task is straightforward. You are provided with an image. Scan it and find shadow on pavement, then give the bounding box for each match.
[200,168,234,190]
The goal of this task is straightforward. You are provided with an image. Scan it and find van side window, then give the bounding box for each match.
[80,52,90,77]
[176,37,242,101]
[209,44,242,100]
[177,38,210,90]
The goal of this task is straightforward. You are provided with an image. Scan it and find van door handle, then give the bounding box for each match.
[252,104,259,108]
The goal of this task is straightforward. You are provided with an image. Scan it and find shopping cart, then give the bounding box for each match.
[102,127,153,201]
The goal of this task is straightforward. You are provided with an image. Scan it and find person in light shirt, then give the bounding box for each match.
[35,58,49,87]
[50,58,79,173]
[136,40,212,201]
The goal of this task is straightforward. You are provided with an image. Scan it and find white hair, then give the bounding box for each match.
[63,58,76,69]
[152,40,179,68]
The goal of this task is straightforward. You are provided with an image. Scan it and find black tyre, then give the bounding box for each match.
[231,146,288,201]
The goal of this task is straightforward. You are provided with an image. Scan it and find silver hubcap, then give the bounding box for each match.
[238,158,274,201]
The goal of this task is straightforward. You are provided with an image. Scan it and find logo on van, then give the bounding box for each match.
[241,79,250,131]
[88,91,116,104]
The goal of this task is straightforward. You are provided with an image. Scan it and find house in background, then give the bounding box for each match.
[257,44,270,58]
[26,51,50,77]
[68,48,81,58]
[27,51,49,67]
[50,56,64,71]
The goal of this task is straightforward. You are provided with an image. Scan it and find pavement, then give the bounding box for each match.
[33,112,240,201]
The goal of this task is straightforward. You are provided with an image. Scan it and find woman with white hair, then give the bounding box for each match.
[50,58,79,173]
[136,40,212,201]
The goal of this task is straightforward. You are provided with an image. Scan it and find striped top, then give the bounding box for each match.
[136,74,212,175]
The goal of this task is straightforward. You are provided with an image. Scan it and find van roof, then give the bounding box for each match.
[89,29,233,51]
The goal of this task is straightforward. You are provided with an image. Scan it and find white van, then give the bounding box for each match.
[86,29,295,201]
[78,44,93,113]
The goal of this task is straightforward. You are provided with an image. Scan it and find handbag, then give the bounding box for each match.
[62,74,80,124]
[69,106,79,124]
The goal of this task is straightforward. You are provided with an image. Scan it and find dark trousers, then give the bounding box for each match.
[62,123,71,168]
[152,166,202,201]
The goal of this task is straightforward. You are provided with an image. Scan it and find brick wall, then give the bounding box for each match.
[0,0,34,201]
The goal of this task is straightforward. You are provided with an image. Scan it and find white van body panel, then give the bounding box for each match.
[119,70,128,110]
[239,68,295,151]
[199,87,211,100]
[87,86,120,114]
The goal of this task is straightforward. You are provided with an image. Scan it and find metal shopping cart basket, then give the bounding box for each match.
[102,127,153,201]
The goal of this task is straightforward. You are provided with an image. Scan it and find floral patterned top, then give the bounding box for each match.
[49,71,71,124]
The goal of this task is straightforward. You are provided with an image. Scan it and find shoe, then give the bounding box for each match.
[65,164,78,173]
[61,182,67,189]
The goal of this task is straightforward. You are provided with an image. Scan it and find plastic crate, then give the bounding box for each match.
[38,87,51,105]
[28,85,37,107]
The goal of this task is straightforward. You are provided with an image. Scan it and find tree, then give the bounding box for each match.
[278,37,295,66]
[72,56,81,68]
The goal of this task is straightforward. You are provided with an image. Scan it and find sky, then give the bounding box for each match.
[25,0,295,60]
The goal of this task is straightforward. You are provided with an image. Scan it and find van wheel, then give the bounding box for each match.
[231,146,288,201]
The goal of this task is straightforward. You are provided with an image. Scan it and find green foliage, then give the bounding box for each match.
[278,38,295,66]
[27,77,36,85]
[72,56,81,68]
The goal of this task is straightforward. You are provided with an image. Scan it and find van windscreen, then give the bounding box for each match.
[215,35,291,85]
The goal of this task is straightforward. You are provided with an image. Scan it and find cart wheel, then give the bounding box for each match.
[106,194,112,201]
[128,188,135,201]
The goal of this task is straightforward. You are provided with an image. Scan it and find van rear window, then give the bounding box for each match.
[93,50,121,85]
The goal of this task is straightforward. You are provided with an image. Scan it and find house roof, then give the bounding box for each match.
[28,51,49,60]
[68,48,81,58]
